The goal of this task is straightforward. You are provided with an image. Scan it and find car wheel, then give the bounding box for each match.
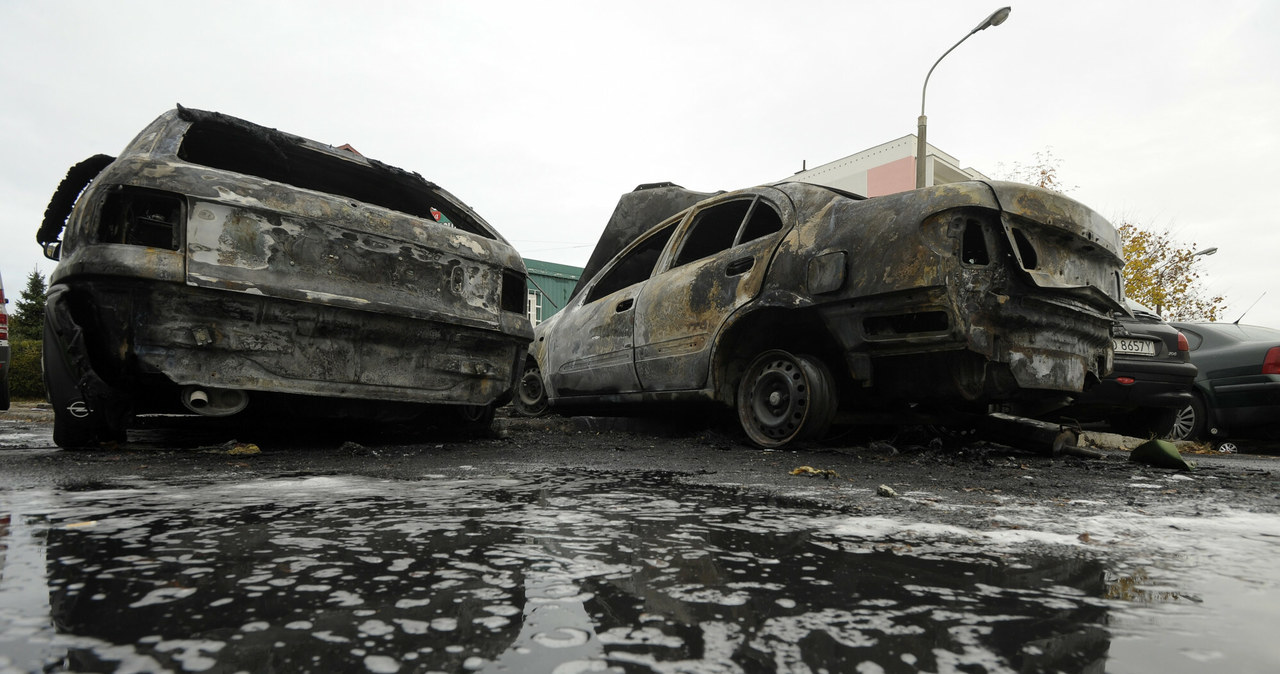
[1166,395,1207,441]
[736,350,836,449]
[52,403,119,450]
[1110,408,1177,439]
[514,364,548,417]
[454,403,496,431]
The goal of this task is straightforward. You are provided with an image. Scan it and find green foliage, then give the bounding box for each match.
[7,339,46,400]
[1119,222,1225,321]
[10,269,48,343]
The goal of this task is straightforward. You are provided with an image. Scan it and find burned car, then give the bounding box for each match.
[517,181,1126,448]
[38,107,532,448]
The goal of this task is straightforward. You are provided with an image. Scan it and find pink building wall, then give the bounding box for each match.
[866,156,916,197]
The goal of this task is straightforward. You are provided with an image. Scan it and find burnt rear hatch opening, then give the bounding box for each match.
[177,110,495,240]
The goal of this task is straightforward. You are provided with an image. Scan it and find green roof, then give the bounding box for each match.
[524,258,582,280]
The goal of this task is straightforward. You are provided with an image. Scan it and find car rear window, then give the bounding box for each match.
[178,117,494,239]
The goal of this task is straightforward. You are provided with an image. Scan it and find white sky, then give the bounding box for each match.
[2,0,1277,327]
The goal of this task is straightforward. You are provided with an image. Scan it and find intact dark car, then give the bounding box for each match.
[38,107,532,449]
[518,180,1127,448]
[1051,300,1196,437]
[1166,321,1280,441]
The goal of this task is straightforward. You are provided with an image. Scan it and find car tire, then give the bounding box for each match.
[736,350,837,449]
[454,403,496,432]
[53,407,109,450]
[1166,395,1207,441]
[1110,408,1177,439]
[513,364,548,417]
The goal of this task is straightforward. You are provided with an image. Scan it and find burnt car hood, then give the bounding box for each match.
[570,183,722,301]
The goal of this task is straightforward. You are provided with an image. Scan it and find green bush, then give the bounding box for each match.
[7,339,46,400]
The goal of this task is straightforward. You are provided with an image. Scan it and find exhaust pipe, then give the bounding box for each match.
[181,386,249,416]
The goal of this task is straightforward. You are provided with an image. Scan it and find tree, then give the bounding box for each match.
[996,147,1075,193]
[10,268,47,342]
[1118,223,1225,321]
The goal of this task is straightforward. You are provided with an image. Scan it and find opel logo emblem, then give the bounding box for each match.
[67,401,90,418]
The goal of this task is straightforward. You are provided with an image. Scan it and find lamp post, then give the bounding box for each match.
[1153,247,1218,315]
[916,6,1012,189]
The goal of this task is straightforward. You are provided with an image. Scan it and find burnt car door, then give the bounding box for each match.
[633,190,792,391]
[544,222,678,397]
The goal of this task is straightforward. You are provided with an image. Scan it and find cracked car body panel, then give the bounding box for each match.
[533,179,1124,421]
[40,108,531,443]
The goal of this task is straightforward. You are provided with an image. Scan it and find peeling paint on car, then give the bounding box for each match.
[523,180,1125,448]
[37,107,532,448]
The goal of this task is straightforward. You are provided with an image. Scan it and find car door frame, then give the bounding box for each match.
[542,220,683,399]
[632,188,795,392]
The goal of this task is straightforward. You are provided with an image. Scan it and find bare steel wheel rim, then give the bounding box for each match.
[749,356,809,441]
[517,368,546,413]
[738,350,835,448]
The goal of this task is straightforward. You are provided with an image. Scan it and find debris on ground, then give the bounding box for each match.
[227,443,260,456]
[877,484,900,498]
[1129,439,1194,471]
[790,466,839,479]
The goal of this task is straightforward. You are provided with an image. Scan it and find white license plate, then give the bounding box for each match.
[1113,338,1157,356]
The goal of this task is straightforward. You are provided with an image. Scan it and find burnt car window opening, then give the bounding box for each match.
[178,118,494,240]
[1012,228,1039,269]
[98,187,183,250]
[673,200,752,267]
[586,223,678,303]
[962,219,990,265]
[738,199,784,244]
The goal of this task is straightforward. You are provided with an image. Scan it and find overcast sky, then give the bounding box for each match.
[3,0,1277,327]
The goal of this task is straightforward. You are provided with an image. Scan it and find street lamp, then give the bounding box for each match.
[1152,246,1218,273]
[916,6,1012,189]
[1152,246,1218,315]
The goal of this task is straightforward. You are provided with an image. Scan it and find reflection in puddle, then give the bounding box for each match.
[0,470,1203,672]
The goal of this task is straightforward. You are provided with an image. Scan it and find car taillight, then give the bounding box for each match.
[1176,332,1190,353]
[1264,347,1280,375]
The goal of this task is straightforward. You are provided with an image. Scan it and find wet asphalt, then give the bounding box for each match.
[2,403,1279,672]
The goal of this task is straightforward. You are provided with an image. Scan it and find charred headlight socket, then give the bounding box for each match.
[807,251,847,294]
[501,269,527,313]
[99,187,184,250]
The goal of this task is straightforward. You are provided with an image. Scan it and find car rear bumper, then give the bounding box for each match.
[1068,358,1197,413]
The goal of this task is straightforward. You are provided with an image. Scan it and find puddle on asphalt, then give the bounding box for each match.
[1,471,1277,673]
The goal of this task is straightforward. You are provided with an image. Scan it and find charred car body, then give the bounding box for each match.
[39,107,532,448]
[518,181,1127,448]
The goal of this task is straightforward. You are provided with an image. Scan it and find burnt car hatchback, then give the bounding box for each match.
[38,107,532,448]
[518,181,1127,448]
